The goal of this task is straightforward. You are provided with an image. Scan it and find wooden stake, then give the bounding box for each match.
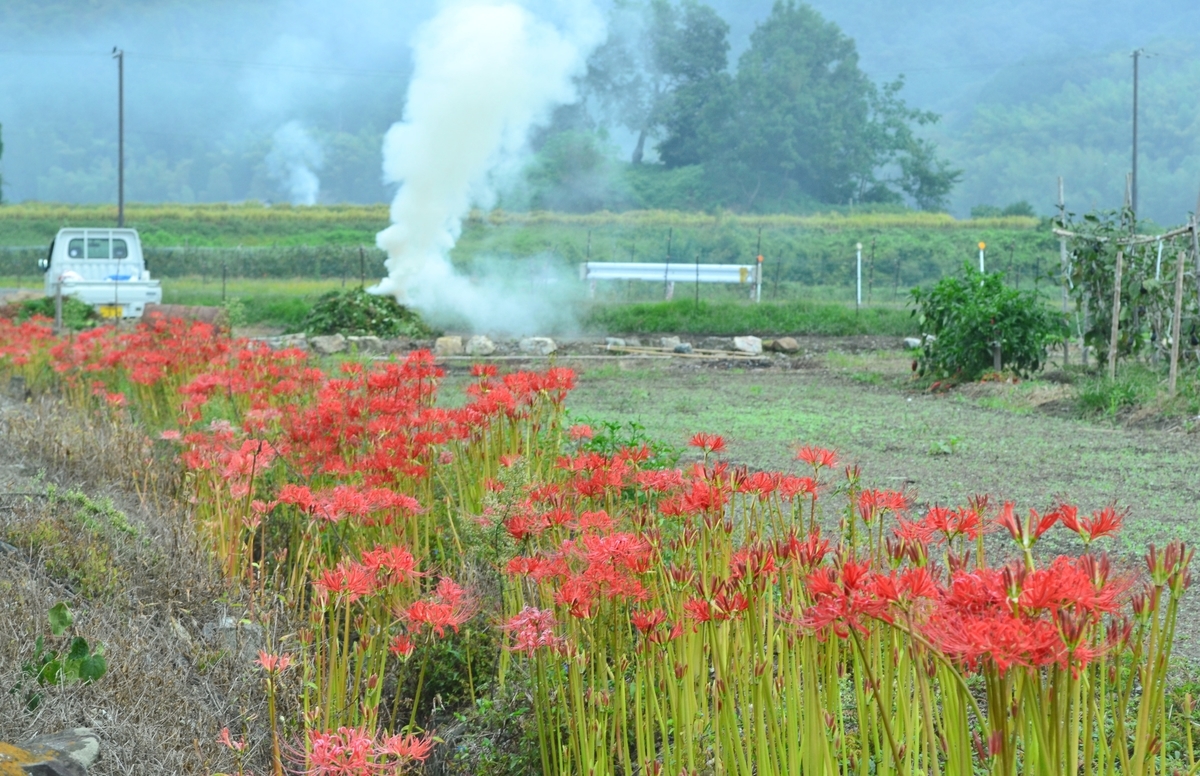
[1107,249,1124,381]
[1169,250,1186,397]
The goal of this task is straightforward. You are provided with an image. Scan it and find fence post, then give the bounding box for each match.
[359,246,366,288]
[855,242,862,314]
[222,261,227,302]
[54,280,63,335]
[1169,250,1186,397]
[1107,249,1124,381]
[1058,177,1071,365]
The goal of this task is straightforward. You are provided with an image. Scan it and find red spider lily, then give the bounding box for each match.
[796,445,838,469]
[218,727,247,753]
[360,544,422,586]
[469,363,498,378]
[378,733,434,764]
[389,634,415,658]
[569,424,594,440]
[689,432,726,454]
[255,651,293,674]
[304,726,377,775]
[505,607,565,656]
[1059,503,1125,544]
[313,561,376,606]
[405,577,475,637]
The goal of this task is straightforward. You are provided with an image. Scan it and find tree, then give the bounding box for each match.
[585,0,730,164]
[681,1,959,211]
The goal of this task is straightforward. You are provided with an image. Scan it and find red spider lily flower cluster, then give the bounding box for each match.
[303,727,432,775]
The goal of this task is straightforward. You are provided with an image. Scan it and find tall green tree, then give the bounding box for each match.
[672,1,959,211]
[586,0,730,164]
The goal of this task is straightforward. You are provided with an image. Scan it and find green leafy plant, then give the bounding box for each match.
[15,296,99,330]
[13,602,107,711]
[911,264,1065,381]
[297,287,438,338]
[569,414,681,469]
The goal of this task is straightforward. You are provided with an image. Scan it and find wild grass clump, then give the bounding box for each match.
[586,298,913,336]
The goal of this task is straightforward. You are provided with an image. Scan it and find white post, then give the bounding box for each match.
[755,254,763,304]
[978,241,986,273]
[856,242,863,309]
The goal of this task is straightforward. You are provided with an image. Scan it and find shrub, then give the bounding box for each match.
[911,264,1065,381]
[15,296,99,330]
[297,287,438,338]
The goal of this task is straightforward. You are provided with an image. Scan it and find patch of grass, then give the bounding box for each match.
[1076,365,1162,418]
[2,487,139,599]
[585,299,913,336]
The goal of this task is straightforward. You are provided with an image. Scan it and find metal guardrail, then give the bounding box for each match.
[581,261,758,284]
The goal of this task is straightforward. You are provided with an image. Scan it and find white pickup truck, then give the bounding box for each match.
[38,228,162,319]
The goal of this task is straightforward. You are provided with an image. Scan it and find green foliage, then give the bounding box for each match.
[1062,208,1199,368]
[587,298,914,336]
[570,415,682,469]
[971,201,1036,218]
[1076,365,1161,418]
[12,602,107,711]
[4,486,137,599]
[911,265,1066,381]
[298,287,438,338]
[662,1,958,211]
[15,296,100,330]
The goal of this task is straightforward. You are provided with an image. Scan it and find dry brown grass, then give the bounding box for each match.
[0,390,283,775]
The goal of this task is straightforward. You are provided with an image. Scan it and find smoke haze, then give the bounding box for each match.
[372,0,602,334]
[266,121,323,205]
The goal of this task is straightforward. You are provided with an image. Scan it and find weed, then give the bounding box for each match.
[11,602,106,711]
[587,298,913,337]
[1076,365,1161,418]
[14,296,99,330]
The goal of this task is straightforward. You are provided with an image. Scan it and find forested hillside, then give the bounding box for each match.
[1,0,1198,223]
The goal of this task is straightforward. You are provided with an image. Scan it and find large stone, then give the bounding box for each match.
[347,335,385,354]
[604,337,626,348]
[0,728,100,775]
[519,337,557,356]
[903,336,923,350]
[774,336,800,353]
[434,336,464,357]
[659,336,682,350]
[465,335,496,356]
[733,335,763,355]
[275,333,309,351]
[310,333,347,355]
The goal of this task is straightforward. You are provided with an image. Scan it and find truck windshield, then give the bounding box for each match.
[64,237,130,259]
[87,238,111,259]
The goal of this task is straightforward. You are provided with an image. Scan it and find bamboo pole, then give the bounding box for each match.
[1108,250,1124,381]
[1169,250,1186,397]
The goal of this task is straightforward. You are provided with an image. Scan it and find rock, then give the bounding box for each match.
[733,335,763,355]
[659,336,682,350]
[347,335,384,354]
[1,728,100,775]
[604,337,626,348]
[276,333,309,351]
[434,336,464,357]
[465,335,496,357]
[310,333,347,355]
[518,337,557,356]
[625,337,642,347]
[903,337,922,350]
[202,616,263,663]
[673,343,694,354]
[774,336,800,353]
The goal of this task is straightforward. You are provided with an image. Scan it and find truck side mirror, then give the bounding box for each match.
[38,257,50,272]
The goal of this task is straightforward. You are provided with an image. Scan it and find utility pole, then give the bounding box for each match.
[1131,48,1142,220]
[113,47,124,228]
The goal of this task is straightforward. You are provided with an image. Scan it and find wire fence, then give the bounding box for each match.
[0,236,1064,305]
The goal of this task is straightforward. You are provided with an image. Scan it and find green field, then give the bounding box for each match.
[0,204,1063,335]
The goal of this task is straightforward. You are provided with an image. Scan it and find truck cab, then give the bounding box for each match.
[39,228,162,319]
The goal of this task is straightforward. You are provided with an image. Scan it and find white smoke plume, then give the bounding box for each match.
[266,121,324,205]
[373,0,602,334]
